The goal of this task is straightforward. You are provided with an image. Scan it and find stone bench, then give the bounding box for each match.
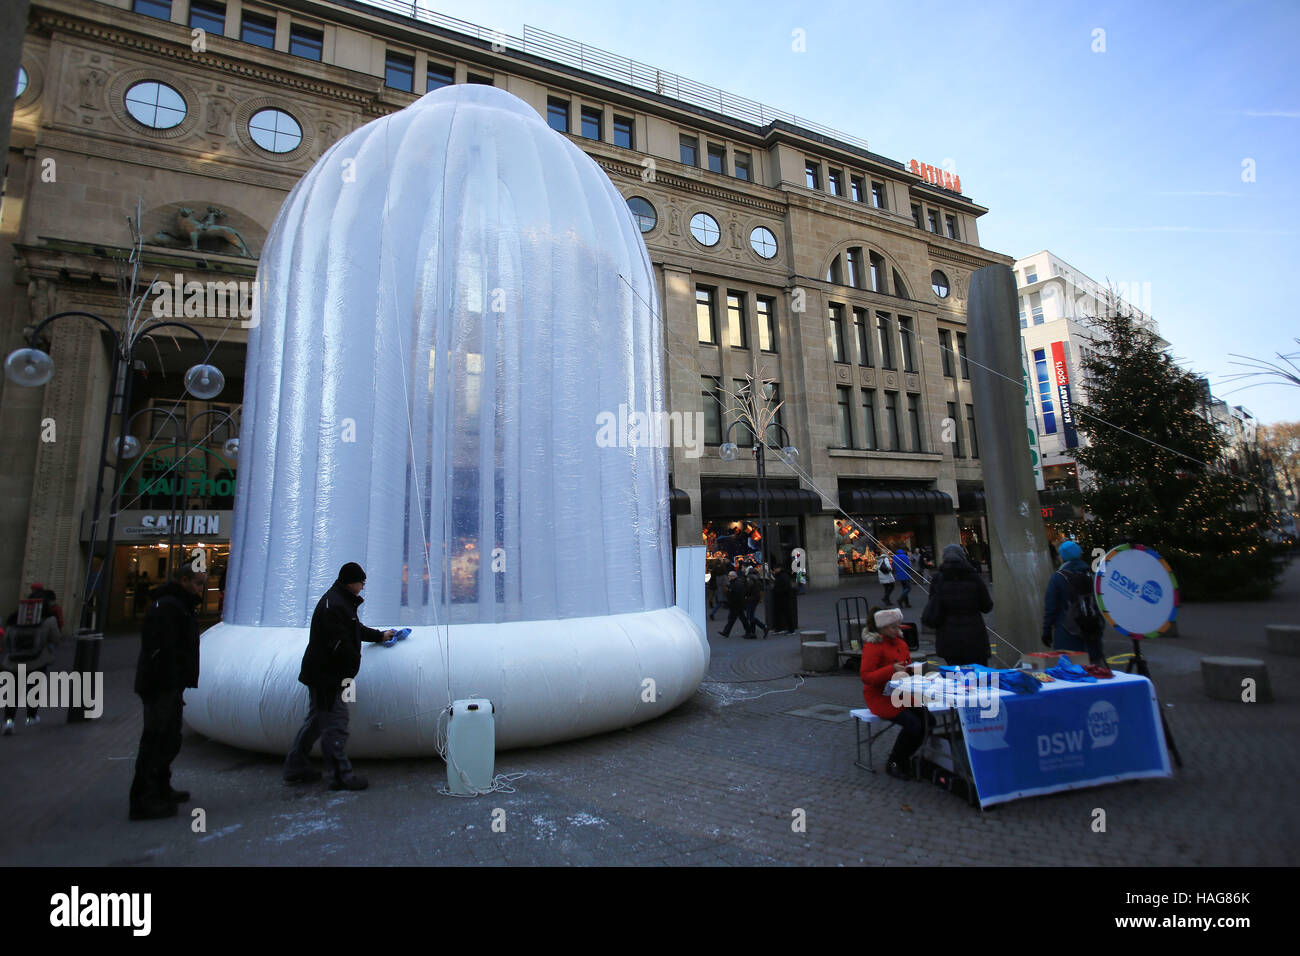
[801,641,839,673]
[1201,656,1273,703]
[1266,625,1300,656]
[798,629,827,645]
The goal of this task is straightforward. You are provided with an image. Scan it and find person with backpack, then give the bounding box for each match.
[893,547,914,608]
[921,544,994,666]
[1042,539,1105,665]
[129,566,205,819]
[2,586,64,735]
[876,549,896,605]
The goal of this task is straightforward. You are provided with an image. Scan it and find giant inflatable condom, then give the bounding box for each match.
[185,85,709,755]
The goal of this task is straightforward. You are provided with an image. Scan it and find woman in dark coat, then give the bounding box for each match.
[921,544,994,666]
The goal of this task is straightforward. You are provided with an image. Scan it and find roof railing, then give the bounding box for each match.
[358,1,870,150]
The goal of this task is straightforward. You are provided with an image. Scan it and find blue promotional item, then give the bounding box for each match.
[997,670,1042,695]
[382,628,411,647]
[1046,654,1098,683]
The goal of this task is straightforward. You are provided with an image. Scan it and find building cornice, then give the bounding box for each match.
[34,7,378,108]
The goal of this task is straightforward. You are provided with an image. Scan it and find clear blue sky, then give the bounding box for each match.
[407,0,1300,425]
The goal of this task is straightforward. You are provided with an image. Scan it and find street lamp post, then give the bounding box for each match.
[719,390,798,636]
[5,311,224,716]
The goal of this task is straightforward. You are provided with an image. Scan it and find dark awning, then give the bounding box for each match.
[841,489,954,515]
[669,488,691,516]
[957,488,986,513]
[701,486,824,516]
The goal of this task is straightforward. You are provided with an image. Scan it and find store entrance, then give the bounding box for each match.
[111,542,229,627]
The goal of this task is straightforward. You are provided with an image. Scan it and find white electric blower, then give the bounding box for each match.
[445,699,495,794]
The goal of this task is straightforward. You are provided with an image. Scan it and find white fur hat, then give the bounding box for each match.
[874,608,904,630]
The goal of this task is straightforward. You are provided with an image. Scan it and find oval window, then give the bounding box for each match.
[124,81,187,130]
[690,212,720,247]
[249,108,303,154]
[931,270,950,298]
[749,226,777,259]
[16,66,28,99]
[627,196,657,233]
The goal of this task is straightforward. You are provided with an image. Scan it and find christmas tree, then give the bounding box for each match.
[1067,307,1278,600]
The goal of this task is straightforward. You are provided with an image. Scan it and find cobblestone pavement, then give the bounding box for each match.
[2,559,1297,866]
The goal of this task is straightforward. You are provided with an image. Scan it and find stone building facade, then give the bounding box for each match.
[2,0,1012,626]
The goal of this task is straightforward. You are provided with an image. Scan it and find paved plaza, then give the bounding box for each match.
[2,560,1298,866]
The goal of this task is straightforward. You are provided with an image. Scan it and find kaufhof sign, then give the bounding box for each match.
[118,510,232,539]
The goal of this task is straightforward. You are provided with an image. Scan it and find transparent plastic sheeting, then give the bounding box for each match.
[188,86,708,755]
[226,84,671,628]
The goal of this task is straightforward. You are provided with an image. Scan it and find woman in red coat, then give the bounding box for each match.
[860,607,929,779]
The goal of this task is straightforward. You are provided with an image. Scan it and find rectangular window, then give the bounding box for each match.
[1034,348,1058,434]
[189,1,225,34]
[829,304,847,363]
[707,143,726,174]
[1025,268,1039,283]
[734,152,751,181]
[1020,311,1028,330]
[805,161,821,190]
[854,308,871,366]
[861,389,877,450]
[845,248,863,289]
[869,251,884,293]
[966,404,980,458]
[945,213,959,240]
[613,115,634,149]
[135,0,173,20]
[702,377,722,445]
[884,392,901,451]
[871,181,887,209]
[385,52,415,92]
[850,175,865,203]
[877,313,895,370]
[837,386,854,449]
[757,296,777,353]
[939,329,954,377]
[1032,308,1045,325]
[957,332,970,379]
[1031,291,1045,324]
[828,169,843,196]
[899,316,917,372]
[948,401,964,457]
[764,382,784,448]
[580,106,602,140]
[927,209,939,233]
[911,203,922,228]
[680,134,699,166]
[241,10,276,48]
[289,24,323,60]
[733,379,757,447]
[547,98,569,133]
[907,394,922,452]
[726,292,748,349]
[696,287,717,344]
[428,64,455,91]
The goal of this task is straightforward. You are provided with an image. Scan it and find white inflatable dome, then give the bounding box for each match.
[185,85,707,755]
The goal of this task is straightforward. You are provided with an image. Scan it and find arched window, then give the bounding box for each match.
[893,269,910,299]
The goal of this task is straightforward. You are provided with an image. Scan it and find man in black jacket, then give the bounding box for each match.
[283,562,393,790]
[129,567,205,821]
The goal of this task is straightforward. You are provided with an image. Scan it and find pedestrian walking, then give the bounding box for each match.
[284,562,394,790]
[717,570,747,638]
[877,550,896,605]
[893,547,914,608]
[1042,539,1106,665]
[772,565,798,634]
[743,565,768,639]
[2,586,63,735]
[129,566,204,820]
[921,544,993,666]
